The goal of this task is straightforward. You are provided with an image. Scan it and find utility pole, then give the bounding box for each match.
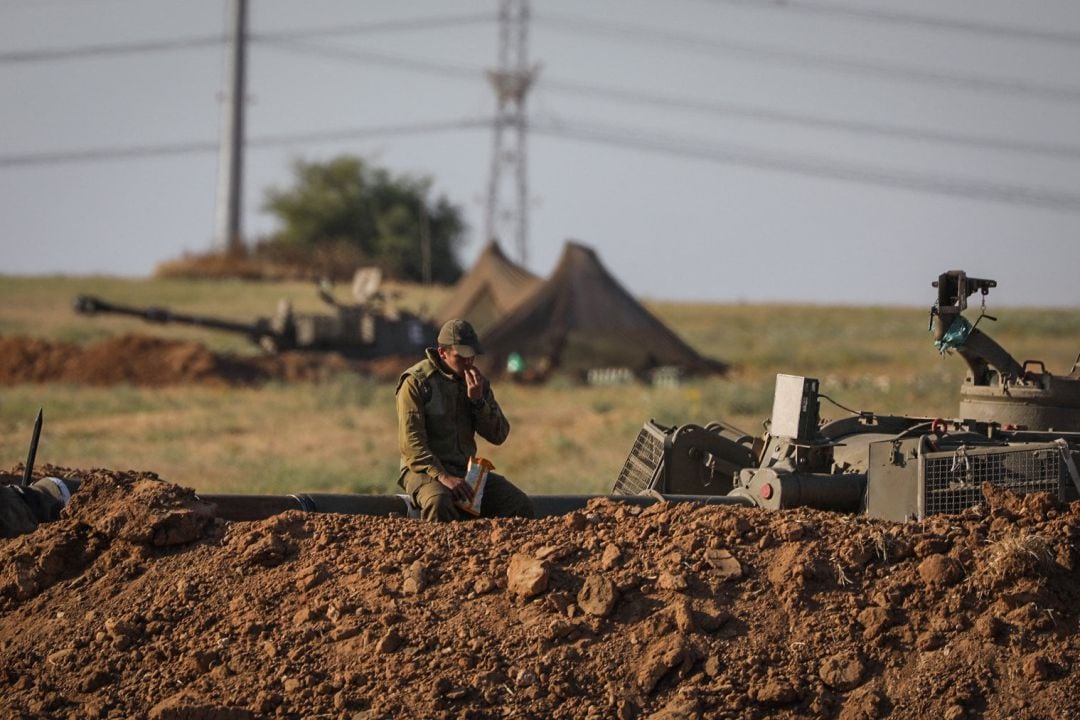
[214,0,247,256]
[420,200,432,285]
[484,0,536,265]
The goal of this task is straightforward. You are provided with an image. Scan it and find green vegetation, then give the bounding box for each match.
[260,155,466,283]
[1,276,1075,497]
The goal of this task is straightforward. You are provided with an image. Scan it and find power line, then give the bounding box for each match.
[5,9,1078,217]
[11,16,1076,162]
[1,0,129,7]
[11,11,1077,107]
[0,140,219,167]
[255,13,495,43]
[529,115,1080,215]
[540,79,1080,161]
[698,0,1080,48]
[0,13,493,64]
[259,38,481,80]
[251,119,491,147]
[265,40,1080,162]
[534,13,1080,105]
[0,35,223,63]
[5,112,1078,216]
[0,118,493,168]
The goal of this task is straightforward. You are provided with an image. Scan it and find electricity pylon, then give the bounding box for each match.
[484,0,537,265]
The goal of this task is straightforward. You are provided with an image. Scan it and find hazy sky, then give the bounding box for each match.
[2,0,1079,306]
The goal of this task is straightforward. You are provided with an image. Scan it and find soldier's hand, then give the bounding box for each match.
[438,473,472,503]
[465,367,487,402]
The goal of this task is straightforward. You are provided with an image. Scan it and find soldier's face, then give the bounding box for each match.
[438,347,474,377]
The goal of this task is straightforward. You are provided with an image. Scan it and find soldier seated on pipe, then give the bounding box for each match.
[395,319,534,522]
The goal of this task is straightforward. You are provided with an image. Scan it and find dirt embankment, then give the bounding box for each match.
[0,335,408,386]
[0,468,1077,720]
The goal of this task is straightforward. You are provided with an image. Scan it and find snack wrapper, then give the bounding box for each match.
[455,456,494,516]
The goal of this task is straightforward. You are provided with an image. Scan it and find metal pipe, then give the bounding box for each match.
[729,468,865,513]
[531,493,752,518]
[197,492,752,521]
[775,473,866,513]
[192,494,303,521]
[60,477,753,521]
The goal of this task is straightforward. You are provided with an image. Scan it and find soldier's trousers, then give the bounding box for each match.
[402,470,535,522]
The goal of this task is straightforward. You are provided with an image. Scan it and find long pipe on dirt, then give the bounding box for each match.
[46,475,759,523]
[52,477,752,521]
[198,492,754,521]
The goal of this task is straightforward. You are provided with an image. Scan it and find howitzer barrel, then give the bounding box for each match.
[73,295,272,338]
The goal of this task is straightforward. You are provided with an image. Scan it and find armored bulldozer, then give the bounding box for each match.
[73,268,436,360]
[614,271,1080,522]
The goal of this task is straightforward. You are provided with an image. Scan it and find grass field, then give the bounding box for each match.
[1,275,1077,496]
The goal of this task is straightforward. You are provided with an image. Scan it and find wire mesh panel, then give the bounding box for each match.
[613,421,668,495]
[919,443,1064,518]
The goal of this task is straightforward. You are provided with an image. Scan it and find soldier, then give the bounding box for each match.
[395,319,534,521]
[0,477,71,538]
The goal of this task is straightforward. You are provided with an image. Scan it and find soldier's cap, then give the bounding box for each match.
[437,318,483,358]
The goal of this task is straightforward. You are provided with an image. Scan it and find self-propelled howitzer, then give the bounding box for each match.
[72,291,436,360]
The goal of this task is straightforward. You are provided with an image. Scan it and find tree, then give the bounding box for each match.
[261,155,465,283]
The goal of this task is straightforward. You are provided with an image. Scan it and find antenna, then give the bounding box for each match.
[21,409,43,487]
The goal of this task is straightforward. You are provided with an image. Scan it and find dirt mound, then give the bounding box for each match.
[0,335,409,386]
[1,468,1077,719]
[0,336,82,383]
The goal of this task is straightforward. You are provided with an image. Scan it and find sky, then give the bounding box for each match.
[1,0,1079,307]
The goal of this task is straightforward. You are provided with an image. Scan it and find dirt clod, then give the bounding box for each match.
[578,574,618,617]
[819,651,866,691]
[507,553,549,598]
[918,554,964,587]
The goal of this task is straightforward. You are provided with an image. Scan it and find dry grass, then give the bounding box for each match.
[832,555,854,587]
[983,534,1056,585]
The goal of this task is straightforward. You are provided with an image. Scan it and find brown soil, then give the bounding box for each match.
[0,335,409,386]
[1,467,1077,719]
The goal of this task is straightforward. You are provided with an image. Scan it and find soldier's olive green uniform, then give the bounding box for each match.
[0,478,70,538]
[396,348,534,521]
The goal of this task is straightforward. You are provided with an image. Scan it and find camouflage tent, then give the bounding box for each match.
[478,241,726,379]
[434,241,541,334]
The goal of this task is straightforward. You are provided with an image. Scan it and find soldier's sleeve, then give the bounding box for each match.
[471,386,510,445]
[0,485,41,539]
[396,375,447,479]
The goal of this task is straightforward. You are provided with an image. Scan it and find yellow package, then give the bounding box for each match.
[455,456,494,516]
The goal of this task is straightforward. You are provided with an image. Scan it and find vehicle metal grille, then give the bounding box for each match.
[613,421,668,495]
[920,443,1064,518]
